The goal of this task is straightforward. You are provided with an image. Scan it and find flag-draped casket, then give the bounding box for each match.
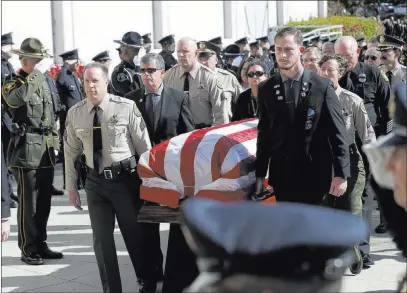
[137,119,271,208]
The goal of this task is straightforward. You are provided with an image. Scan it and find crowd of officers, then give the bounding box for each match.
[1,25,406,293]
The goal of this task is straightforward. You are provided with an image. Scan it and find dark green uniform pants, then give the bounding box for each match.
[85,171,143,293]
[12,167,53,255]
[322,146,365,216]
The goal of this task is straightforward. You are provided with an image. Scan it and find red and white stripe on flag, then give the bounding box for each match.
[137,119,260,208]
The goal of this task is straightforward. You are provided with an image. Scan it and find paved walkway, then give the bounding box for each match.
[1,163,406,292]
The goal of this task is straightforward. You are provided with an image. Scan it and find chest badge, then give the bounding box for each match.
[107,115,119,124]
[305,108,315,131]
[358,73,366,83]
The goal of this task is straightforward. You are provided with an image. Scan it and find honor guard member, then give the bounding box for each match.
[64,62,151,293]
[158,34,178,71]
[377,34,407,88]
[207,37,224,68]
[163,37,228,128]
[110,31,144,97]
[56,48,84,189]
[232,37,250,69]
[208,36,223,48]
[249,40,274,73]
[180,198,368,293]
[1,32,18,207]
[92,50,112,67]
[198,41,242,118]
[363,83,407,293]
[222,44,245,75]
[336,35,391,269]
[257,36,275,71]
[142,33,153,53]
[1,38,63,265]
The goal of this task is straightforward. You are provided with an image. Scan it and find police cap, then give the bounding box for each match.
[208,36,222,46]
[158,34,175,45]
[142,33,152,44]
[114,31,143,48]
[249,40,260,48]
[363,83,407,190]
[1,32,14,46]
[198,41,220,58]
[59,49,79,61]
[377,34,405,51]
[223,44,243,56]
[181,198,368,282]
[234,37,248,45]
[92,50,110,62]
[256,36,269,43]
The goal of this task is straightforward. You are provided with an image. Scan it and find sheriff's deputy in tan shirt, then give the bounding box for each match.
[163,37,229,128]
[63,62,151,293]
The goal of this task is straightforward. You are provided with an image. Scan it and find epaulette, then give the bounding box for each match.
[380,67,389,82]
[70,99,86,111]
[109,94,134,105]
[217,68,236,77]
[200,64,216,76]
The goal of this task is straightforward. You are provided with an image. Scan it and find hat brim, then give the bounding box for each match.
[113,40,142,48]
[11,49,53,58]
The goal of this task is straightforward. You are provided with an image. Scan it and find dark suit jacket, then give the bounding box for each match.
[1,143,11,219]
[125,85,195,145]
[256,69,350,204]
[231,88,257,122]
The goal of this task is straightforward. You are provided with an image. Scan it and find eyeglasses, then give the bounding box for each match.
[364,55,378,61]
[140,68,160,74]
[247,71,265,78]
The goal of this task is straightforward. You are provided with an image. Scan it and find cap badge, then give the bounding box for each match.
[379,35,385,43]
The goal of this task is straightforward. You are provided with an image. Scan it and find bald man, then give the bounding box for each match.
[335,35,391,270]
[163,37,229,128]
[322,42,335,55]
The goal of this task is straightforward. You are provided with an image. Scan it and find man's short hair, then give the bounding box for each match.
[274,26,303,46]
[141,53,166,70]
[83,62,109,79]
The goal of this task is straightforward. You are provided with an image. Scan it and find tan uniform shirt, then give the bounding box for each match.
[335,86,376,145]
[64,94,151,191]
[215,68,243,119]
[381,64,407,88]
[162,63,229,126]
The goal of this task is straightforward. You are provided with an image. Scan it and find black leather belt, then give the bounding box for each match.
[86,156,137,180]
[26,125,52,135]
[195,123,211,129]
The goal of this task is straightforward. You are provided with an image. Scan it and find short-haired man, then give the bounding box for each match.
[163,37,229,128]
[322,41,335,55]
[255,27,350,207]
[363,47,381,67]
[125,52,195,293]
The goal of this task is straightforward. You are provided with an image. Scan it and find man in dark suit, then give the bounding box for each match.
[125,53,195,293]
[254,27,350,206]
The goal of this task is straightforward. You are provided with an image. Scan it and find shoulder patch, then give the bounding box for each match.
[139,118,146,132]
[117,72,129,83]
[2,81,17,97]
[133,104,142,117]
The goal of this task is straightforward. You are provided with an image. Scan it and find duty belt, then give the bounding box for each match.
[87,156,137,180]
[25,125,53,136]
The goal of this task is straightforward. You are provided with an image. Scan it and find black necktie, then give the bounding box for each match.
[285,80,296,124]
[93,106,103,173]
[386,71,392,86]
[183,72,190,92]
[147,94,155,129]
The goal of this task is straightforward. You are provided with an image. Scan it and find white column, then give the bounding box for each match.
[152,1,164,49]
[276,1,285,26]
[50,0,75,63]
[223,0,234,39]
[318,1,328,18]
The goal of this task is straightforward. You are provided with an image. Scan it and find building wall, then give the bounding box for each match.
[1,0,326,69]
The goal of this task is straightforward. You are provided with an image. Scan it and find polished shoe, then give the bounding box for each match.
[375,223,387,234]
[21,252,44,265]
[362,254,375,268]
[138,279,157,293]
[38,246,64,259]
[51,186,64,196]
[349,246,363,275]
[10,193,19,203]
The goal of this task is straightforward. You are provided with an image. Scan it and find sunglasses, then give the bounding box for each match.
[140,68,160,74]
[364,55,378,61]
[247,71,265,78]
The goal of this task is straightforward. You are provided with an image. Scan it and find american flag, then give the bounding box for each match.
[137,118,266,208]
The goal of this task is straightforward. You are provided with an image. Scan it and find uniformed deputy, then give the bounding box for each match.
[92,50,111,66]
[256,36,275,71]
[142,33,153,53]
[221,44,244,76]
[363,83,407,293]
[1,38,63,265]
[1,32,18,207]
[207,36,222,48]
[55,48,84,190]
[110,31,144,97]
[336,36,391,268]
[64,62,151,293]
[180,198,368,293]
[206,37,224,68]
[197,41,242,119]
[232,37,250,69]
[163,37,229,128]
[158,34,178,71]
[377,34,407,88]
[249,40,274,73]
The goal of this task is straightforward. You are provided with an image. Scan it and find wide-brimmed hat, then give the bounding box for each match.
[114,32,143,48]
[11,37,53,58]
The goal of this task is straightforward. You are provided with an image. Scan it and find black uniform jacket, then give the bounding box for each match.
[109,60,143,97]
[256,69,350,203]
[159,50,177,72]
[125,85,195,145]
[55,64,83,109]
